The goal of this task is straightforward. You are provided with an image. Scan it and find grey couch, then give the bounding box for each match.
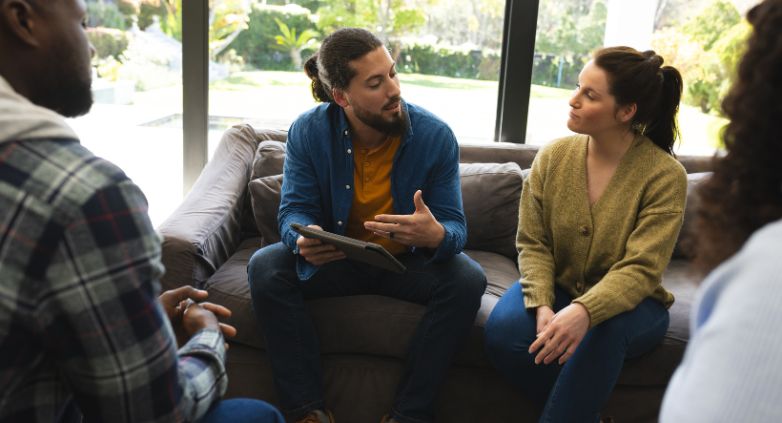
[158,125,712,423]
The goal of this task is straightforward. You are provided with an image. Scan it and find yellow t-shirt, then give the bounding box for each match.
[346,136,407,256]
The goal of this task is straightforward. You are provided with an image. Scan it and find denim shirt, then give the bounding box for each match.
[278,100,466,280]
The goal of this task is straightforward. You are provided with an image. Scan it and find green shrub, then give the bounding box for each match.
[226,5,317,71]
[87,27,129,61]
[139,0,167,30]
[87,1,127,30]
[398,44,500,81]
[677,0,748,114]
[529,53,586,88]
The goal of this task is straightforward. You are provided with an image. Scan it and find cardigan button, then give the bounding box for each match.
[579,226,590,236]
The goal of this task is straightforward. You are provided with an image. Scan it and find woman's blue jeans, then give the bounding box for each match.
[247,242,486,423]
[484,283,669,423]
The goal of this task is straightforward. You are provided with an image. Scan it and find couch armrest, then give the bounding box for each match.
[158,124,260,291]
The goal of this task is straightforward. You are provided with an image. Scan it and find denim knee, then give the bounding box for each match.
[247,242,296,298]
[484,284,534,365]
[446,254,487,308]
[484,307,520,366]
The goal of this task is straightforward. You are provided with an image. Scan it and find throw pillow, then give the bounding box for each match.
[248,174,284,246]
[460,162,524,260]
[251,140,287,180]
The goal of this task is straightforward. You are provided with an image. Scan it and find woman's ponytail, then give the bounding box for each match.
[594,47,684,155]
[645,65,683,155]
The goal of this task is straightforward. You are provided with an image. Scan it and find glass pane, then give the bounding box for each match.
[527,0,761,155]
[70,0,183,226]
[209,0,506,146]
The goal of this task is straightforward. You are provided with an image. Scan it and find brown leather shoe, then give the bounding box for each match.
[296,409,335,423]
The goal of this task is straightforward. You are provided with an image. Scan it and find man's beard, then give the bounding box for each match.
[33,44,94,118]
[353,99,408,137]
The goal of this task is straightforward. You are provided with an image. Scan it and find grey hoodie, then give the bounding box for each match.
[0,75,78,144]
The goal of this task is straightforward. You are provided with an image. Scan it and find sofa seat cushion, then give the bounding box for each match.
[206,243,517,367]
[661,259,699,342]
[205,238,693,388]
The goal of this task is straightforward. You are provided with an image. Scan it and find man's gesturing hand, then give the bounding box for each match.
[296,224,346,266]
[364,190,445,249]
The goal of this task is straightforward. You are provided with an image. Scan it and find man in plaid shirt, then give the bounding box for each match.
[0,1,283,421]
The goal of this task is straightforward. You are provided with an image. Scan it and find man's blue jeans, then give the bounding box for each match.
[201,398,284,423]
[484,283,669,423]
[247,242,486,423]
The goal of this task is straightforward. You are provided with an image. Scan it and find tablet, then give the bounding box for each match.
[290,223,407,274]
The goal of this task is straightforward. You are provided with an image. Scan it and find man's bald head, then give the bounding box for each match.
[0,0,94,117]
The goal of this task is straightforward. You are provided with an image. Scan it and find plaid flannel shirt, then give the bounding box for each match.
[0,138,227,422]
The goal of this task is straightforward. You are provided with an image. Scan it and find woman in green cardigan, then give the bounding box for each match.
[484,47,687,423]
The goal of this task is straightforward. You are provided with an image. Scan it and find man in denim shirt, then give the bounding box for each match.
[248,28,487,423]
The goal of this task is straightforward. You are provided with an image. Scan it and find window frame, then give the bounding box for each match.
[182,0,541,192]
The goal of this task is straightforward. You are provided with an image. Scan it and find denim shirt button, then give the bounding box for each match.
[337,221,343,226]
[347,148,352,154]
[343,130,349,136]
[345,184,351,190]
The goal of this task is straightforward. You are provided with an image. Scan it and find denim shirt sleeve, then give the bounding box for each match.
[419,128,466,262]
[277,119,320,279]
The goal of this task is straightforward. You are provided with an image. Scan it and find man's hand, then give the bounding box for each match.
[158,286,237,348]
[529,303,590,365]
[364,190,445,249]
[297,224,346,266]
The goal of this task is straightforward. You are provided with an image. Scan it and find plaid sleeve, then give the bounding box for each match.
[38,180,227,422]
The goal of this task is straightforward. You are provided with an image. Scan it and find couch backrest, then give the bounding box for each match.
[246,138,524,259]
[242,128,713,260]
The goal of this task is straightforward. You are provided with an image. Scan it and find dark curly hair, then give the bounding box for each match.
[303,28,383,103]
[690,0,782,274]
[593,47,683,155]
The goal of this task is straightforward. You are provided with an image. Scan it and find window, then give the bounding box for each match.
[208,0,507,145]
[526,0,760,155]
[72,0,184,226]
[73,0,761,226]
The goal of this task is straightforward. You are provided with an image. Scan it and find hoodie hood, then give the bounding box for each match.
[0,74,78,145]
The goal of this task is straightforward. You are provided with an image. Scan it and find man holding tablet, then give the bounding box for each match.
[247,28,487,423]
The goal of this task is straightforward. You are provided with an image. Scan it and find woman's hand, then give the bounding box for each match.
[529,303,590,365]
[536,305,555,334]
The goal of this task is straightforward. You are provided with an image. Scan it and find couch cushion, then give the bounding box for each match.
[460,163,523,259]
[672,172,711,259]
[208,241,693,387]
[248,174,283,246]
[206,245,518,367]
[661,259,700,342]
[248,144,524,257]
[251,140,287,180]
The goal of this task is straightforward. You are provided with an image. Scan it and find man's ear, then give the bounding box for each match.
[0,0,41,48]
[616,103,637,124]
[332,88,350,109]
